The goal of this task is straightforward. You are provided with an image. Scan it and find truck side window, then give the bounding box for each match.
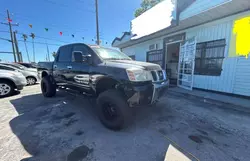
[58,45,72,62]
[73,45,89,55]
[73,45,90,62]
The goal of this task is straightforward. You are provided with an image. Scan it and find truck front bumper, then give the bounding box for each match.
[124,80,169,107]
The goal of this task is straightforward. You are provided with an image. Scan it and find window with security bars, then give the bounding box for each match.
[195,39,226,76]
[146,49,164,68]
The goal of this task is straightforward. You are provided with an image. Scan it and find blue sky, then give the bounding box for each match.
[0,0,140,62]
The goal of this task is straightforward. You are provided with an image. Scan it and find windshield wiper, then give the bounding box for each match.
[119,58,131,60]
[105,58,131,60]
[105,58,121,60]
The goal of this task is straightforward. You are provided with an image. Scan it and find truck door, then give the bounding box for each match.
[53,45,73,85]
[67,44,91,93]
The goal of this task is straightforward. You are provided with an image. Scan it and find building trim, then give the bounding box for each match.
[180,0,232,20]
[118,9,250,49]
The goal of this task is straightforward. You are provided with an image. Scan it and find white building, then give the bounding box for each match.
[112,0,250,97]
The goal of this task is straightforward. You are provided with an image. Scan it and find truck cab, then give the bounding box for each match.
[38,43,169,130]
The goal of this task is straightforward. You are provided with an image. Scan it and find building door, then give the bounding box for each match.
[177,37,196,90]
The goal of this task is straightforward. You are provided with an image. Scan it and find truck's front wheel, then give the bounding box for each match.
[41,76,56,97]
[96,89,132,131]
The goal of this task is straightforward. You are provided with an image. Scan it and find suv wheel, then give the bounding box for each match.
[0,81,14,97]
[96,89,133,130]
[26,77,36,85]
[41,76,56,97]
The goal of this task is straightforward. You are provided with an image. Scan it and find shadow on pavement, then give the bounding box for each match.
[9,92,95,161]
[8,90,172,161]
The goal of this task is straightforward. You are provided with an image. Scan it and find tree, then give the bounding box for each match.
[134,8,146,17]
[134,0,164,17]
[30,33,36,62]
[52,52,57,58]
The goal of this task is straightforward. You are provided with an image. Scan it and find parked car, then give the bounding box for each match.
[16,62,38,69]
[0,69,27,97]
[38,43,169,130]
[2,62,37,72]
[0,63,39,85]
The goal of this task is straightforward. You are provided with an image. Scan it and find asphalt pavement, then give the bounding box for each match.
[0,85,250,161]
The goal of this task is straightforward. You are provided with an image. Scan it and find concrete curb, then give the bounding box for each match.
[167,89,250,114]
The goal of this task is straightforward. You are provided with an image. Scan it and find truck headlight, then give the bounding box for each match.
[126,68,153,82]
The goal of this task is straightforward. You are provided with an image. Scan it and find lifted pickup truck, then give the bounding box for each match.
[38,43,169,130]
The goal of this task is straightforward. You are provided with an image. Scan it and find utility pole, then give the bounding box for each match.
[1,10,18,62]
[13,31,22,62]
[95,0,100,45]
[46,42,50,62]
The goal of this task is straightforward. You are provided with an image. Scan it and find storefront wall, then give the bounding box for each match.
[121,11,250,96]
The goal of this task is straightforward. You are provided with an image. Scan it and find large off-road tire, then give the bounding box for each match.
[0,80,15,97]
[41,76,56,97]
[96,89,133,131]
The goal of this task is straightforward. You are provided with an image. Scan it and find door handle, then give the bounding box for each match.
[67,66,72,69]
[53,65,57,69]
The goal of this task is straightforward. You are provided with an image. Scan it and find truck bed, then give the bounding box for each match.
[37,62,53,79]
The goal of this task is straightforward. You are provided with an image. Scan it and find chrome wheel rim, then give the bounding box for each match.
[0,83,11,96]
[27,78,35,85]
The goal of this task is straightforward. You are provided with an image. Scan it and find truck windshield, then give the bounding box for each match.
[93,47,132,60]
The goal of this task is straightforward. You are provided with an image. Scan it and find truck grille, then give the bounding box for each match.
[151,70,166,82]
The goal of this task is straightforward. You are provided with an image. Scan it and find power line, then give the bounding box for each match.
[0,51,12,54]
[18,40,62,46]
[42,0,95,13]
[0,37,11,42]
[0,30,10,33]
[15,32,71,44]
[2,30,110,46]
[78,0,95,5]
[9,14,90,34]
[35,35,71,44]
[1,29,70,44]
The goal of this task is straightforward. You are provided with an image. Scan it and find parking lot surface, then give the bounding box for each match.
[0,85,250,161]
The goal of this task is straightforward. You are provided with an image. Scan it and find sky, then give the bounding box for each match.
[0,0,140,62]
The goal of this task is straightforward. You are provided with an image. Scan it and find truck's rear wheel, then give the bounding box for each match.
[41,76,56,97]
[96,89,132,130]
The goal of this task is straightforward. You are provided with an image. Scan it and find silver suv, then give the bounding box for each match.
[0,70,27,97]
[0,63,39,85]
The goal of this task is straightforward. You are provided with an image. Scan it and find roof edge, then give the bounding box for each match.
[111,32,131,46]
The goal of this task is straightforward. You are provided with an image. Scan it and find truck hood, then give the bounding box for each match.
[104,60,161,71]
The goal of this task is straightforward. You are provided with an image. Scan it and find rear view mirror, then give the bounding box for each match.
[73,51,83,62]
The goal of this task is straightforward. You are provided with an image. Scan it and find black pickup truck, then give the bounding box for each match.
[38,43,169,130]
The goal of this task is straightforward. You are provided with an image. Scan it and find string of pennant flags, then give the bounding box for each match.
[7,18,78,38]
[28,23,79,38]
[6,18,108,44]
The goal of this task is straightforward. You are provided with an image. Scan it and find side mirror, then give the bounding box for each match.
[83,54,92,64]
[73,51,83,62]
